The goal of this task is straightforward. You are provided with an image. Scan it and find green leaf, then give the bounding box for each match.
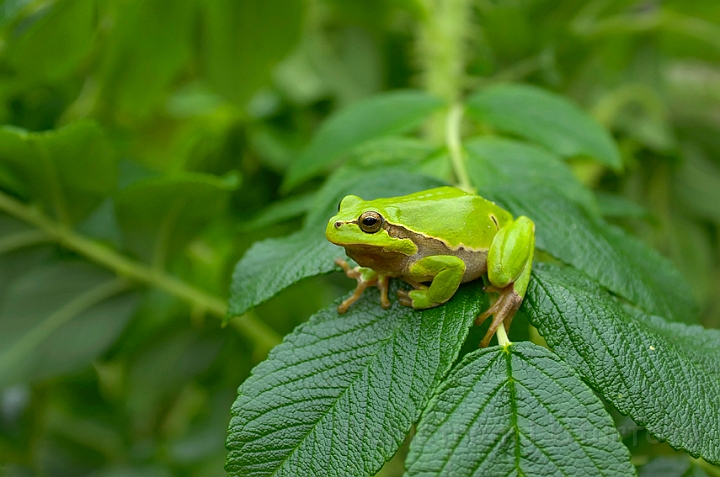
[228,168,443,317]
[465,136,596,210]
[674,148,720,223]
[0,214,43,256]
[406,342,634,477]
[226,282,483,477]
[0,121,116,224]
[227,232,339,320]
[125,330,224,425]
[525,264,720,464]
[201,0,304,107]
[0,262,138,388]
[595,192,649,219]
[345,136,437,170]
[466,84,622,169]
[638,457,709,477]
[115,172,239,265]
[240,192,316,232]
[5,0,95,82]
[99,0,195,117]
[0,214,53,292]
[485,184,697,324]
[283,90,445,190]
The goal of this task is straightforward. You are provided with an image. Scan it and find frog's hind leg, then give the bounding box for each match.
[475,285,523,347]
[397,255,465,309]
[335,258,390,313]
[476,215,535,347]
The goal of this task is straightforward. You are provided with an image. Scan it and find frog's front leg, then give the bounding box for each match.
[335,258,390,313]
[476,216,535,347]
[397,255,465,309]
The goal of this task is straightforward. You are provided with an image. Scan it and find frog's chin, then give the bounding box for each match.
[343,245,408,277]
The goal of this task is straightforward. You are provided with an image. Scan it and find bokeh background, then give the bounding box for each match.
[0,0,719,475]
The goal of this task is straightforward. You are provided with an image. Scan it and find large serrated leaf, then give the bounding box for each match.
[228,168,444,317]
[226,283,483,477]
[406,342,634,477]
[484,184,697,324]
[283,90,445,189]
[0,262,138,388]
[0,121,116,224]
[465,136,595,211]
[525,264,720,464]
[466,84,621,169]
[115,172,239,265]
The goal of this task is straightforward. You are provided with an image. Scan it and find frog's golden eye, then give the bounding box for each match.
[359,211,383,233]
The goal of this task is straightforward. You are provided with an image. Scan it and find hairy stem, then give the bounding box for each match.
[0,191,281,355]
[416,0,471,106]
[416,0,474,191]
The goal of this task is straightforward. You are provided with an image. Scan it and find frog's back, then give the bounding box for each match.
[371,186,512,251]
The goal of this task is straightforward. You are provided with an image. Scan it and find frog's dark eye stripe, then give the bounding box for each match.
[359,211,383,233]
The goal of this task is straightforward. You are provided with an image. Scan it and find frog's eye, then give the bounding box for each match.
[359,211,383,233]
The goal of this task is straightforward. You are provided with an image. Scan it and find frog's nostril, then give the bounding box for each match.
[334,221,342,228]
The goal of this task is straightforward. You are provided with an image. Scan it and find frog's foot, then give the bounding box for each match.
[396,285,439,309]
[335,258,390,313]
[474,285,522,347]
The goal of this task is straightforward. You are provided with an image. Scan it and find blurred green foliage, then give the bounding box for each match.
[0,0,719,476]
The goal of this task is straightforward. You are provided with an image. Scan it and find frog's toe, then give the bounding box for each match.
[397,289,413,307]
[475,285,523,347]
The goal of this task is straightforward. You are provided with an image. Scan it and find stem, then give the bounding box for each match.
[696,459,720,477]
[0,230,51,255]
[445,103,474,193]
[0,190,281,354]
[496,325,512,347]
[417,0,472,143]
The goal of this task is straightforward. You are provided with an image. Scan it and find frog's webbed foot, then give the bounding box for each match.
[335,258,390,313]
[396,281,428,307]
[475,284,523,348]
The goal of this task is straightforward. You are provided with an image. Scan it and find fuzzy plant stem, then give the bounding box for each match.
[416,0,474,192]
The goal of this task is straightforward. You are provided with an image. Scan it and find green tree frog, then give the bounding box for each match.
[325,186,535,347]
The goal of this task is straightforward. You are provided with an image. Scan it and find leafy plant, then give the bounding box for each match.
[225,79,720,475]
[1,0,720,476]
[227,72,720,475]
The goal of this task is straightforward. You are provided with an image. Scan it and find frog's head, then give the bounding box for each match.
[326,195,417,255]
